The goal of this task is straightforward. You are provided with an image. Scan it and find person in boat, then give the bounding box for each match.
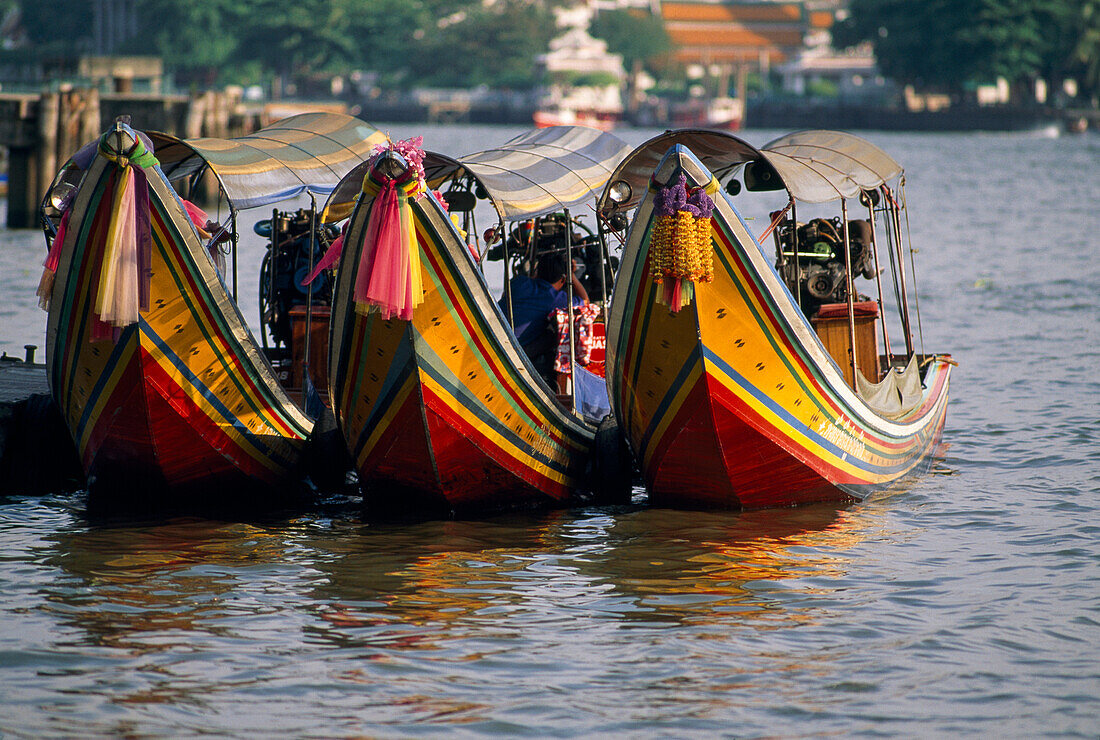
[501,253,589,385]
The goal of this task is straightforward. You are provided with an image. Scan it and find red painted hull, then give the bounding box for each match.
[647,370,851,509]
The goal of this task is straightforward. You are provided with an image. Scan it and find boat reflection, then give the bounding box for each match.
[303,498,887,648]
[39,516,295,649]
[38,493,891,664]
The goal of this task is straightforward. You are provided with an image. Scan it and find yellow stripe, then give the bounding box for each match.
[356,371,419,467]
[149,214,305,444]
[75,333,138,456]
[420,372,574,489]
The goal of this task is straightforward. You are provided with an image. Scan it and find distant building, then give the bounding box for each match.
[659,1,809,69]
[78,56,164,95]
[777,43,891,101]
[536,9,627,122]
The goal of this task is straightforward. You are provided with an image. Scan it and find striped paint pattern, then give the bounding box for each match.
[46,141,312,491]
[606,145,951,509]
[329,181,594,511]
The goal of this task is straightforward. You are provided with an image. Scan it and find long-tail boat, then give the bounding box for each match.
[600,130,953,509]
[324,127,632,515]
[38,114,386,504]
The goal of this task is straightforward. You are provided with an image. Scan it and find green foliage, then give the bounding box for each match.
[1072,0,1100,96]
[13,0,560,91]
[17,0,93,56]
[805,77,839,98]
[550,70,621,88]
[406,0,560,87]
[589,9,672,69]
[836,0,1088,97]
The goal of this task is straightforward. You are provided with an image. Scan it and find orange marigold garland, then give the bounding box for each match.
[649,173,715,312]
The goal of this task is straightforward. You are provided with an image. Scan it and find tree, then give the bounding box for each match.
[117,0,245,87]
[589,9,672,113]
[957,0,1078,97]
[406,0,560,88]
[834,0,1083,99]
[589,8,672,71]
[17,0,94,56]
[1072,0,1100,97]
[834,0,980,90]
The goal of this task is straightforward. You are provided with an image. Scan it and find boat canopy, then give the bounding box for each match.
[322,125,630,224]
[147,112,388,210]
[759,130,903,203]
[597,129,763,212]
[599,128,904,210]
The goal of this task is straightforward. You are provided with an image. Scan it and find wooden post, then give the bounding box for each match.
[36,93,59,215]
[78,88,101,148]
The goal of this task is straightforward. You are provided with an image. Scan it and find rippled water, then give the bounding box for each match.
[2,126,1099,737]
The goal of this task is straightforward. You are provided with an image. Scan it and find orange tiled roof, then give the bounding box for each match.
[661,3,802,24]
[810,11,834,28]
[668,27,805,48]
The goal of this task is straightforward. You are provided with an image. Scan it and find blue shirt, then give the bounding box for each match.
[500,275,576,347]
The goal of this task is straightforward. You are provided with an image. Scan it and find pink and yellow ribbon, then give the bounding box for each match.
[353,158,426,321]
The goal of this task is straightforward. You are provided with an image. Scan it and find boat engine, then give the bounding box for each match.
[487,213,613,301]
[778,217,876,314]
[256,209,339,353]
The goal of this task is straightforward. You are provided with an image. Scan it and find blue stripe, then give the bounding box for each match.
[637,341,703,461]
[73,323,138,443]
[700,344,917,475]
[140,324,292,468]
[351,326,417,460]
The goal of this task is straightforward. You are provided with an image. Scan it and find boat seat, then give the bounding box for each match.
[815,300,878,319]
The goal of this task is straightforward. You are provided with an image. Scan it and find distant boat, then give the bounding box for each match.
[670,97,744,131]
[600,129,953,509]
[534,104,619,131]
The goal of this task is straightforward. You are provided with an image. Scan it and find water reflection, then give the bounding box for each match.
[38,498,886,650]
[301,500,881,648]
[40,517,299,650]
[25,492,893,732]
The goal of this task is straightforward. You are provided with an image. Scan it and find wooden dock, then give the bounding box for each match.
[0,88,252,229]
[0,353,84,494]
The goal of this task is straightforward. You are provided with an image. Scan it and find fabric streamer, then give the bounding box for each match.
[353,144,427,320]
[37,210,71,310]
[552,303,601,374]
[300,223,347,287]
[77,130,159,338]
[96,166,140,328]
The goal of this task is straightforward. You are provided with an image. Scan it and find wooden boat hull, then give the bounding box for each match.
[328,170,595,516]
[45,130,312,501]
[606,145,952,509]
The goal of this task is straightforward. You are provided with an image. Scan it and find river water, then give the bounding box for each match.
[1,125,1098,737]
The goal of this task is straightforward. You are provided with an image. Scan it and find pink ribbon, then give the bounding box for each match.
[354,178,414,320]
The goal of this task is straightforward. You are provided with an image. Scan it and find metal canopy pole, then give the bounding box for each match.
[900,179,925,356]
[790,200,801,312]
[596,213,611,327]
[267,207,280,351]
[841,199,858,387]
[501,217,513,326]
[866,195,892,370]
[888,191,915,356]
[230,207,239,301]
[302,193,318,398]
[564,208,577,413]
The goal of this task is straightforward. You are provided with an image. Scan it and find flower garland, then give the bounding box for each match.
[648,173,715,312]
